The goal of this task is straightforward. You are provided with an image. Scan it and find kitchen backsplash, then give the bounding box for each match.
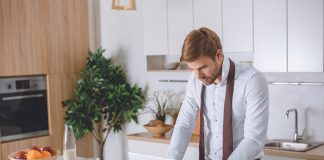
[265,73,324,142]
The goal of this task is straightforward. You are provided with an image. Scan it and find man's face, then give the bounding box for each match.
[187,52,222,85]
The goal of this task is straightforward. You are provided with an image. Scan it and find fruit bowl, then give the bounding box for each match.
[8,148,61,160]
[143,124,173,137]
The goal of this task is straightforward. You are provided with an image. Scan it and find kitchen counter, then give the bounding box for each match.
[126,132,199,147]
[264,145,324,160]
[127,132,324,160]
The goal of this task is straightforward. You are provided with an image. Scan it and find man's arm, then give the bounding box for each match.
[229,72,269,160]
[168,75,199,160]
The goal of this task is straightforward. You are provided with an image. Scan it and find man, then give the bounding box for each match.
[168,27,269,160]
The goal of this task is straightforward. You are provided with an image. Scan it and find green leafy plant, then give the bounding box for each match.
[62,48,144,160]
[145,91,179,123]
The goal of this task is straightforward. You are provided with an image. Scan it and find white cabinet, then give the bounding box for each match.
[142,0,193,56]
[254,0,287,72]
[254,0,323,72]
[167,0,194,55]
[129,152,170,160]
[222,0,253,53]
[143,0,254,64]
[287,0,323,72]
[193,0,222,39]
[142,0,168,55]
[128,139,198,160]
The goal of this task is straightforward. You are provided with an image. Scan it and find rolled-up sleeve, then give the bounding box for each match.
[229,72,269,160]
[168,74,200,160]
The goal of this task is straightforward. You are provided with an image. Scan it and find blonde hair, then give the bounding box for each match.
[180,27,222,62]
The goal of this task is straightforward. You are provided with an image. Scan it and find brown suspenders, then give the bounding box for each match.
[199,59,235,160]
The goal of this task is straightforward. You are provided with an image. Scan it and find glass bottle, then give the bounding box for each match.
[63,124,76,160]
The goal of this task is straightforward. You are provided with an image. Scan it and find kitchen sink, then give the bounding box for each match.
[264,141,323,152]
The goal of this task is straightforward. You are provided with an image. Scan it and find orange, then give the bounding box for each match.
[41,150,52,158]
[27,149,43,159]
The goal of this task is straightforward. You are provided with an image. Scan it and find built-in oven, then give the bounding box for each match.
[0,75,49,142]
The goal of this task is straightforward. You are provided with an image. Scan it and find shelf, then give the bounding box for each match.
[147,69,192,72]
[146,55,190,71]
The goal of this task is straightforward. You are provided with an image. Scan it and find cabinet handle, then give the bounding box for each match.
[2,94,43,101]
[268,82,324,86]
[159,80,188,83]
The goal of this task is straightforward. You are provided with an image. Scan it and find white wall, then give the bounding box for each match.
[91,0,189,159]
[265,73,324,142]
[89,0,324,159]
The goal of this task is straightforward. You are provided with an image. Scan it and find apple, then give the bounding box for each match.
[30,146,41,152]
[42,146,56,155]
[15,151,27,159]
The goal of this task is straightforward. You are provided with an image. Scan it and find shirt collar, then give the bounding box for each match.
[215,56,230,87]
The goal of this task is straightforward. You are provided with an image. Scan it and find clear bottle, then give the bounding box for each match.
[63,124,76,160]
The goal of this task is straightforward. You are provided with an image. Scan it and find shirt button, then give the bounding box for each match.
[216,136,218,139]
[215,119,218,122]
[215,152,217,155]
[212,102,216,106]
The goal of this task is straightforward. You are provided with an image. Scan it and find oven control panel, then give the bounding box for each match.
[0,76,46,94]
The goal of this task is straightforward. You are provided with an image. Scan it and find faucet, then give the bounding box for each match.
[285,108,303,143]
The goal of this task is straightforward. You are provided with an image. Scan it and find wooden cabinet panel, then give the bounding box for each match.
[47,74,78,137]
[0,0,48,76]
[192,111,200,135]
[0,0,92,158]
[0,0,88,76]
[47,0,89,74]
[47,73,93,157]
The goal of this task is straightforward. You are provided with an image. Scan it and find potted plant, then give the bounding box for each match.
[145,91,180,124]
[142,91,180,137]
[62,48,145,160]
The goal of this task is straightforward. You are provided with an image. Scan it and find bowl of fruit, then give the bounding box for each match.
[8,146,60,160]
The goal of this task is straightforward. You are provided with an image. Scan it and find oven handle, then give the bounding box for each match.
[2,94,44,101]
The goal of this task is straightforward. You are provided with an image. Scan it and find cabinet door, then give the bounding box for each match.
[0,0,48,76]
[128,139,199,160]
[193,0,222,39]
[263,155,304,160]
[143,0,168,55]
[288,0,323,72]
[129,152,170,160]
[168,0,194,55]
[222,0,253,53]
[254,0,287,72]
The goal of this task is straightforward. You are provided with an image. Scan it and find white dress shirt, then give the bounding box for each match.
[168,57,269,160]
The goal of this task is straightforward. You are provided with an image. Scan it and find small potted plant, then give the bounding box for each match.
[143,91,180,137]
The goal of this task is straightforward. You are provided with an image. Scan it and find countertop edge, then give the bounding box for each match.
[126,132,199,147]
[126,132,324,160]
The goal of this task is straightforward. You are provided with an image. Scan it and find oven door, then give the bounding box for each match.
[0,90,49,142]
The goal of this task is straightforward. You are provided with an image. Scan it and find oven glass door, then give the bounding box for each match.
[0,90,49,142]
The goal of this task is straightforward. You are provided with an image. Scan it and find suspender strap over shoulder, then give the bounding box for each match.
[199,86,206,160]
[199,59,236,160]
